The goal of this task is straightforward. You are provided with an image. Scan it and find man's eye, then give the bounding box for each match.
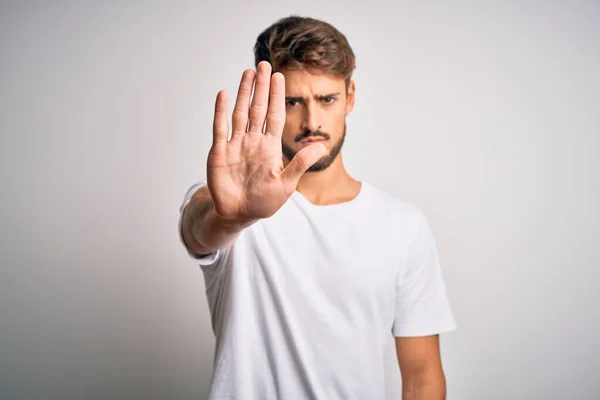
[323,96,334,103]
[286,99,298,106]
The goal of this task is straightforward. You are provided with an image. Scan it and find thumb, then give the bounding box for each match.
[280,143,328,193]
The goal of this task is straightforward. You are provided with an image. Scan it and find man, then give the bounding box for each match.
[179,15,456,400]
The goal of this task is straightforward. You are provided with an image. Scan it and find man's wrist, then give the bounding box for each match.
[208,198,258,234]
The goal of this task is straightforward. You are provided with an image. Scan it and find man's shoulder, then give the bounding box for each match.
[362,181,425,220]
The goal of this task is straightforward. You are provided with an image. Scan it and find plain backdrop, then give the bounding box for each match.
[1,1,599,399]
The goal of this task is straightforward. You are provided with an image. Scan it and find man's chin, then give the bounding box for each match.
[282,138,342,172]
[306,163,330,172]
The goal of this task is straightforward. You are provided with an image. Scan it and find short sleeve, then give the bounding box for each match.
[392,213,457,337]
[178,181,223,266]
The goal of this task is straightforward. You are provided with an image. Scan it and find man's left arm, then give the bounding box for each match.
[395,334,446,400]
[392,212,457,399]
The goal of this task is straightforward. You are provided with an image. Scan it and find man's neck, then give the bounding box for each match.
[293,154,361,206]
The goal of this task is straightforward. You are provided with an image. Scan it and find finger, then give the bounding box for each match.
[247,61,272,133]
[265,72,286,137]
[231,69,255,140]
[280,143,328,194]
[212,90,229,146]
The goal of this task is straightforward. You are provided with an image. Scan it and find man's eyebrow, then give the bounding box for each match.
[285,92,341,101]
[316,92,341,99]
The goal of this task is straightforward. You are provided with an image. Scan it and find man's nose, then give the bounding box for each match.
[300,105,321,132]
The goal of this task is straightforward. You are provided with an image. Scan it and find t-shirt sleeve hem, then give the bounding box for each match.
[189,248,222,265]
[392,319,457,337]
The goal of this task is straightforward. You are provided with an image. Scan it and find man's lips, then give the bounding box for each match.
[298,137,326,144]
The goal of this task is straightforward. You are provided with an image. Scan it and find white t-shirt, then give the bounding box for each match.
[179,181,456,400]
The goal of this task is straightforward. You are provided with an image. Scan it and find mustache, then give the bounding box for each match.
[294,130,330,142]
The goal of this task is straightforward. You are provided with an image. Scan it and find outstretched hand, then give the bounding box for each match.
[206,61,327,221]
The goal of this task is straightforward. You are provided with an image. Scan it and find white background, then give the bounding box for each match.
[1,1,598,399]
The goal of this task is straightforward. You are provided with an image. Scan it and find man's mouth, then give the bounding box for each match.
[299,137,327,144]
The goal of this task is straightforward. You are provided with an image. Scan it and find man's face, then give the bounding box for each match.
[279,68,355,172]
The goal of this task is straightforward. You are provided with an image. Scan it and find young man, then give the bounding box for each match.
[180,16,457,400]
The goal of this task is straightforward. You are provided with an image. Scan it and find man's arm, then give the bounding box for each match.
[395,335,447,400]
[180,185,255,256]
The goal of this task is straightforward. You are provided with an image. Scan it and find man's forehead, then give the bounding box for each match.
[281,68,345,96]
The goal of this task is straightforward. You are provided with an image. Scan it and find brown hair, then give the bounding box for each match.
[253,16,356,84]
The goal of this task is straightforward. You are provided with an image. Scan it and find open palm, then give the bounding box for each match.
[206,61,327,221]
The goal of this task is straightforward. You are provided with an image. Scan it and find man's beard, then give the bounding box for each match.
[281,123,346,172]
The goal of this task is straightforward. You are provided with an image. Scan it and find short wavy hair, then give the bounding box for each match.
[253,16,356,85]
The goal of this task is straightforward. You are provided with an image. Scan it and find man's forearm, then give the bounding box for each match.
[182,187,256,255]
[402,370,446,400]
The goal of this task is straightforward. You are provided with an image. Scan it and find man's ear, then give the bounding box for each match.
[345,80,356,116]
